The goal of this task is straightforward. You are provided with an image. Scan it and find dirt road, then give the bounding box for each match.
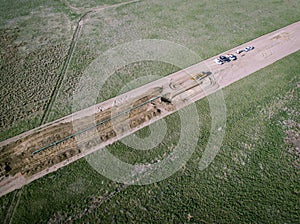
[1,21,300,198]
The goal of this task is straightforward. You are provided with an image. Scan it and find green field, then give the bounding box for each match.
[0,0,299,223]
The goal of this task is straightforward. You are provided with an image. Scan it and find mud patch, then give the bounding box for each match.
[271,32,290,41]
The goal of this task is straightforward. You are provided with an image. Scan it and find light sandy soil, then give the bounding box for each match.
[0,21,300,197]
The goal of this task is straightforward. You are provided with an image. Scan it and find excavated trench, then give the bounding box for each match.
[0,90,177,179]
[0,71,215,194]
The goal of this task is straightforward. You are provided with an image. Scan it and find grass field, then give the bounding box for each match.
[0,0,74,142]
[64,0,134,10]
[0,0,299,223]
[48,0,300,121]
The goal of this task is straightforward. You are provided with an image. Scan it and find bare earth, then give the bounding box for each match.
[0,21,300,197]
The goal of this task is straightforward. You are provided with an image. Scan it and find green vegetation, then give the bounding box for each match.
[0,0,51,26]
[0,0,138,141]
[6,51,300,223]
[0,0,299,223]
[65,0,135,10]
[0,0,74,142]
[49,0,300,121]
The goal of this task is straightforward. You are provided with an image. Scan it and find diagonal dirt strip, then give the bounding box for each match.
[0,21,300,199]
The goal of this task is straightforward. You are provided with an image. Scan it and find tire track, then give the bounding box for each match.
[2,189,22,224]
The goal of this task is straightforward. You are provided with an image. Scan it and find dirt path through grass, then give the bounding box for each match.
[41,0,141,125]
[1,21,300,202]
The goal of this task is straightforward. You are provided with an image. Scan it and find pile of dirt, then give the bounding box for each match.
[0,90,176,180]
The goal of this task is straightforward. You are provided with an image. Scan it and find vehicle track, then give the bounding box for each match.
[41,0,141,125]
